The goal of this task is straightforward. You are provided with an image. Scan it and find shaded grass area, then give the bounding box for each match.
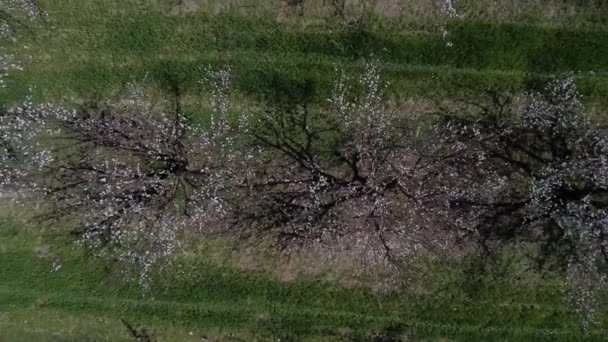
[2,12,608,108]
[1,217,606,341]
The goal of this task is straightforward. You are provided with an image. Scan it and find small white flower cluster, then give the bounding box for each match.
[0,20,16,42]
[332,60,396,163]
[200,64,232,131]
[566,260,607,332]
[521,75,584,132]
[0,53,23,89]
[438,0,462,47]
[0,90,55,194]
[1,0,47,21]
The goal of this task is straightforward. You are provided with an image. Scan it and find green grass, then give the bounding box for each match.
[1,217,606,341]
[3,8,608,109]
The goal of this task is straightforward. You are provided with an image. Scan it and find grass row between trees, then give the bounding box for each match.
[1,214,606,341]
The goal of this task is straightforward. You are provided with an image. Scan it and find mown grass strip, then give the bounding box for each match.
[1,222,606,340]
[4,13,608,108]
[13,14,608,72]
[94,17,608,73]
[0,286,601,340]
[3,53,608,109]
